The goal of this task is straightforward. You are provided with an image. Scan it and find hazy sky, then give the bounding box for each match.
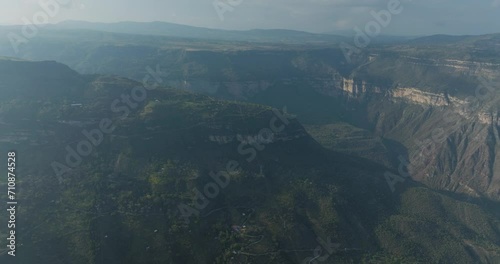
[0,0,499,36]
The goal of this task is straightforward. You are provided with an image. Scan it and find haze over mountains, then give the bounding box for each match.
[0,20,413,48]
[0,20,499,263]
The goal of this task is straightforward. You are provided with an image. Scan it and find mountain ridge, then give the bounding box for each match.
[0,58,499,263]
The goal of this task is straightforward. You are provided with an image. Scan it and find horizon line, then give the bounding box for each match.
[0,20,497,37]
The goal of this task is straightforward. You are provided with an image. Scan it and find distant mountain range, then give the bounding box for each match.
[2,20,498,47]
[48,20,347,43]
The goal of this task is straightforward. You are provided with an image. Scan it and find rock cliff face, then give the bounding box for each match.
[402,56,499,75]
[390,88,458,107]
[340,78,383,97]
[327,56,500,201]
